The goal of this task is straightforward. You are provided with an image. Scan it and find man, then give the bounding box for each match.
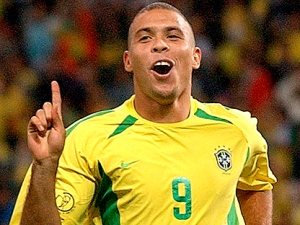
[10,2,276,224]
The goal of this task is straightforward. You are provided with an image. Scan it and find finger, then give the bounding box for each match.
[35,109,48,129]
[51,81,62,119]
[51,81,64,129]
[43,102,53,128]
[28,115,45,134]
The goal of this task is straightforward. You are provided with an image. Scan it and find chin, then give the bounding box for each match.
[152,90,177,105]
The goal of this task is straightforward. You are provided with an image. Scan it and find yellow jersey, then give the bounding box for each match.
[10,96,276,225]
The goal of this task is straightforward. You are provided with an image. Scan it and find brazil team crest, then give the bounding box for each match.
[214,149,232,171]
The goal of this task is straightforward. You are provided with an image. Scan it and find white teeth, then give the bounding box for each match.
[154,61,171,67]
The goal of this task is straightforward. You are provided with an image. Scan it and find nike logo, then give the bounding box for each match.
[121,160,139,168]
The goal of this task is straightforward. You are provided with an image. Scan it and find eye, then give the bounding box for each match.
[168,35,179,38]
[167,34,181,40]
[166,28,183,40]
[139,35,151,42]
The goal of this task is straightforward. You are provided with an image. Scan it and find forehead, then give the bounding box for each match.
[130,8,191,34]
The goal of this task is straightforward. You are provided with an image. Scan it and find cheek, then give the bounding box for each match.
[130,55,150,84]
[131,59,146,75]
[130,50,148,71]
[177,51,194,72]
[176,51,194,83]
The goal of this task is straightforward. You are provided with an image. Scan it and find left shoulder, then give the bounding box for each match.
[192,99,261,139]
[193,99,254,124]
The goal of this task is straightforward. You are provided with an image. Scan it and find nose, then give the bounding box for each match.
[152,38,169,53]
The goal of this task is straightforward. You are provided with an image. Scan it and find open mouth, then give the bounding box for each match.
[151,61,173,75]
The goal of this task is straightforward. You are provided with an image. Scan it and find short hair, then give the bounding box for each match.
[127,2,195,48]
[135,2,188,23]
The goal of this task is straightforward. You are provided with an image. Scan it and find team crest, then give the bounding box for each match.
[215,149,232,171]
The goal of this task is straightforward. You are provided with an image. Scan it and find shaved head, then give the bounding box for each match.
[128,2,195,49]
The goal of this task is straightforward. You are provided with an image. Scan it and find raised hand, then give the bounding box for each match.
[27,81,66,164]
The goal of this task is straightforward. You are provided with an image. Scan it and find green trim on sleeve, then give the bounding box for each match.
[109,115,137,138]
[66,110,113,136]
[194,109,232,124]
[244,147,250,165]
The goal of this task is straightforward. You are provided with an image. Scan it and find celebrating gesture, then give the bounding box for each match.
[27,81,65,164]
[20,81,65,224]
[11,3,276,225]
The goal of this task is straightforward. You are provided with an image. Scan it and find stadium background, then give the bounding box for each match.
[0,0,300,224]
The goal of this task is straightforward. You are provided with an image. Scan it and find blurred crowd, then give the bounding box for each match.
[0,0,300,224]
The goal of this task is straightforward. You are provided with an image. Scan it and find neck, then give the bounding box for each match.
[134,93,191,123]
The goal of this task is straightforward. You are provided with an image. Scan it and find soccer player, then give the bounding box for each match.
[10,2,276,224]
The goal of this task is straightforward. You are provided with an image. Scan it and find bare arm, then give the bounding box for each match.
[237,189,273,225]
[21,81,65,225]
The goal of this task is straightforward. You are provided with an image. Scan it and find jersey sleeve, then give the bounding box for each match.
[9,124,102,225]
[54,124,102,224]
[233,110,277,191]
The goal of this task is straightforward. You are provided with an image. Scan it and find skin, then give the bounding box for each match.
[237,189,273,225]
[123,8,201,123]
[21,81,65,224]
[20,8,273,225]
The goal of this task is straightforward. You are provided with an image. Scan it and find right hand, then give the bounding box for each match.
[27,81,66,164]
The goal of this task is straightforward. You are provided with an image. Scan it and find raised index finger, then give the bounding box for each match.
[51,80,62,119]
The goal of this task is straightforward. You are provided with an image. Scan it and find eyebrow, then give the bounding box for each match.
[135,27,153,36]
[134,26,184,37]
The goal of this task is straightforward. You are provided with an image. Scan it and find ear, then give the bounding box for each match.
[123,50,133,72]
[192,47,201,69]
